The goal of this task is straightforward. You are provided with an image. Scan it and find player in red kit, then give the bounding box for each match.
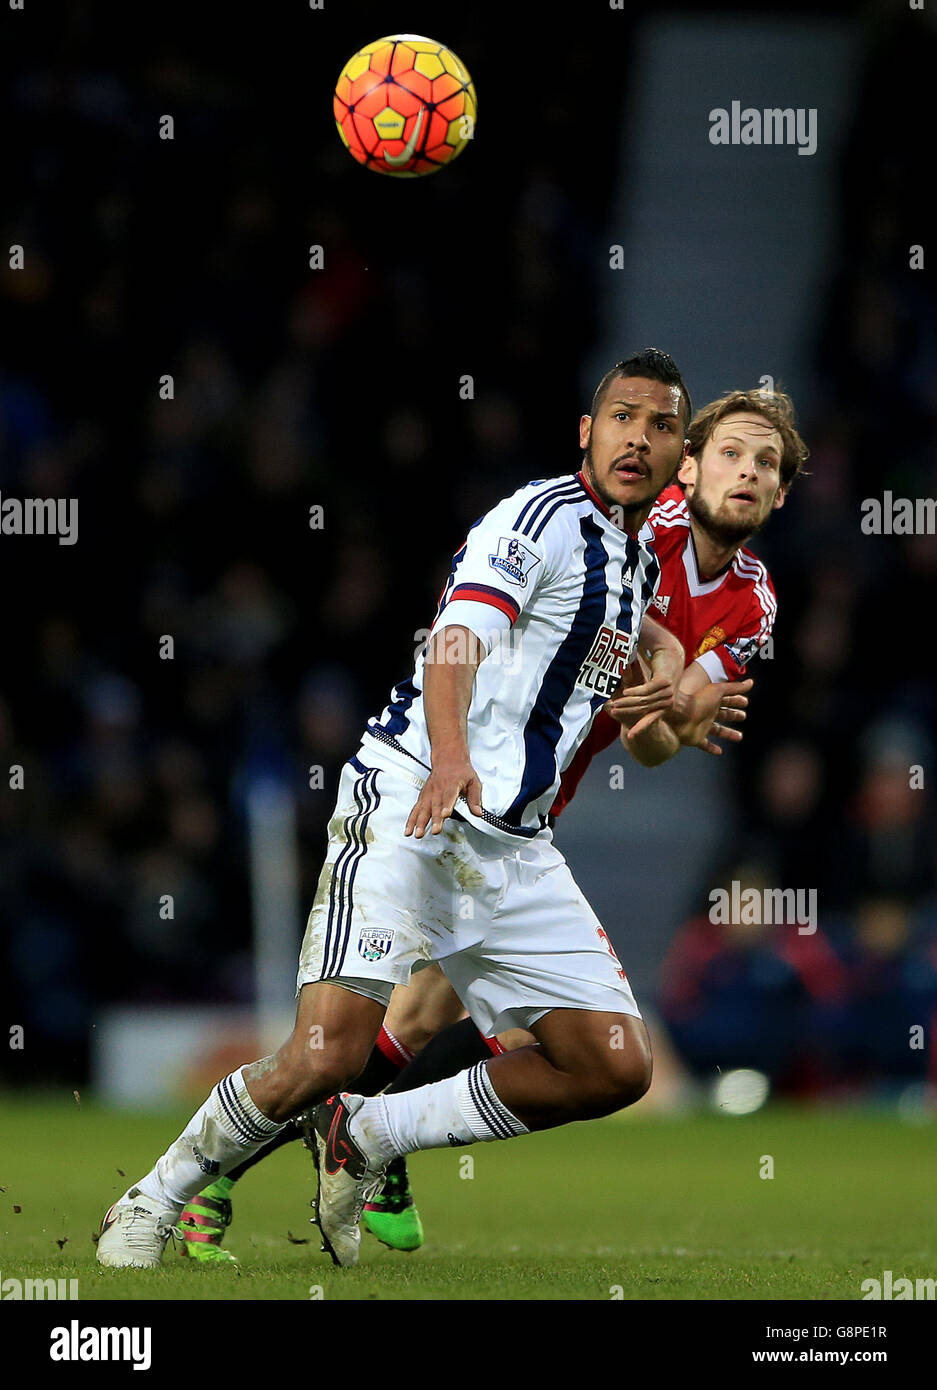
[554,389,784,802]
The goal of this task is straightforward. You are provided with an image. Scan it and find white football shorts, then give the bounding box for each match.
[296,751,641,1036]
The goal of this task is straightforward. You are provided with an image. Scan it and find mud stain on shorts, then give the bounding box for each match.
[437,848,486,895]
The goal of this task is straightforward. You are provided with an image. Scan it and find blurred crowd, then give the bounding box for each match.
[660,870,937,1100]
[1,5,934,1093]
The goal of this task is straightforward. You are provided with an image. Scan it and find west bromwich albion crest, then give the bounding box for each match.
[489,535,541,587]
[358,927,395,962]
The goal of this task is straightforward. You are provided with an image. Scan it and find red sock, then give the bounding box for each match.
[354,1025,414,1096]
[376,1024,415,1069]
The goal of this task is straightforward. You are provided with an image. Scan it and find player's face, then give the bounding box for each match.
[680,412,786,545]
[580,376,687,525]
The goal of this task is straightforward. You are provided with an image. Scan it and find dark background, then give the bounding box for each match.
[1,0,935,1103]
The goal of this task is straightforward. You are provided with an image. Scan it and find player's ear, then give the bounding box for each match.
[772,483,787,512]
[678,450,698,488]
[579,415,592,450]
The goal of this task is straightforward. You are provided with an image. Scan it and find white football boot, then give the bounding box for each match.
[96,1187,182,1268]
[310,1094,387,1268]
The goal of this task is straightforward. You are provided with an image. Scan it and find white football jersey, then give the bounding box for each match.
[361,471,661,841]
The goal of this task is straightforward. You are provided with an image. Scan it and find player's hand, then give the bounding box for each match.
[669,678,752,755]
[405,754,484,838]
[604,672,676,738]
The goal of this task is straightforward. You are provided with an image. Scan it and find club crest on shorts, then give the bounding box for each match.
[358,927,395,962]
[488,535,540,587]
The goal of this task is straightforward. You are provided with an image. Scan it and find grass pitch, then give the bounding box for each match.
[0,1093,933,1301]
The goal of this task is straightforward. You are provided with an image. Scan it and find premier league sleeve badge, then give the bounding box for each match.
[488,535,541,587]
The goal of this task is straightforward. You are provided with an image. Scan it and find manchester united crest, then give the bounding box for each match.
[695,625,726,658]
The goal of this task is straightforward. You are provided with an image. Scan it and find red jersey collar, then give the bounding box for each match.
[576,469,611,517]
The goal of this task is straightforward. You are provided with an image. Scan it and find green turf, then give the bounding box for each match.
[0,1094,933,1300]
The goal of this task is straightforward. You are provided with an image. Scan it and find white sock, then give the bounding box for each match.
[348,1061,528,1166]
[134,1066,287,1211]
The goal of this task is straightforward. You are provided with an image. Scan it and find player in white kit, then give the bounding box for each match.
[96,349,694,1269]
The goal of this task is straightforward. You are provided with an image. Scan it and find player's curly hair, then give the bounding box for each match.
[591,348,693,431]
[687,388,808,491]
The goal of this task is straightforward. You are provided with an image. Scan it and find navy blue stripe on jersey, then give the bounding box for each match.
[504,516,611,826]
[518,481,582,538]
[378,676,421,738]
[529,488,587,542]
[582,535,644,721]
[615,534,639,641]
[322,767,380,978]
[512,480,564,532]
[639,549,660,606]
[513,479,581,535]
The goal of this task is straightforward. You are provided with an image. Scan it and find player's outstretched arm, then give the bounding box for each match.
[605,657,682,767]
[666,671,752,756]
[600,615,684,757]
[405,624,485,838]
[607,657,751,766]
[604,616,684,736]
[638,613,685,701]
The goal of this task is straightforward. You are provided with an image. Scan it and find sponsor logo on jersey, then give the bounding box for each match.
[576,623,635,698]
[358,927,395,963]
[488,535,541,587]
[695,624,726,658]
[652,593,671,617]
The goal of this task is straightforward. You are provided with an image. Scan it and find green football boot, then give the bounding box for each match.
[361,1156,424,1252]
[178,1178,240,1266]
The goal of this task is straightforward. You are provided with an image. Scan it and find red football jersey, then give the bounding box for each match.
[550,483,776,816]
